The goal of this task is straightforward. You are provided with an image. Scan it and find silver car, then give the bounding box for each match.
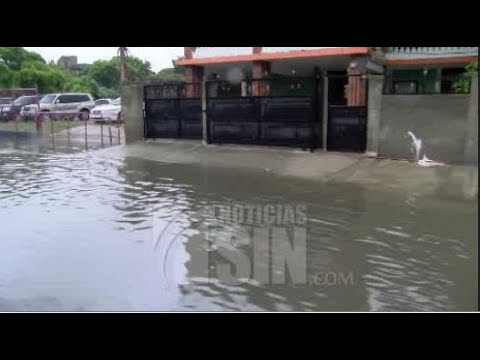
[37,93,96,120]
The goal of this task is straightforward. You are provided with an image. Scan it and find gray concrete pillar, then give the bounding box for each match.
[464,74,478,164]
[121,83,145,144]
[366,75,384,157]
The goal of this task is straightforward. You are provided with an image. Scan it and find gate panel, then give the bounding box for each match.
[261,97,314,147]
[207,76,321,149]
[208,98,260,144]
[144,83,202,140]
[179,99,202,139]
[327,106,367,152]
[145,98,180,138]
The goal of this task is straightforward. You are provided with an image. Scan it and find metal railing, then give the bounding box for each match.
[0,111,124,150]
[205,76,318,98]
[144,82,202,99]
[386,47,478,57]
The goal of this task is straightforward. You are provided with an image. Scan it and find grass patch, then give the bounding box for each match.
[0,120,83,133]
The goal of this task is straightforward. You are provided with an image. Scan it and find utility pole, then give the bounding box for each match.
[118,47,129,84]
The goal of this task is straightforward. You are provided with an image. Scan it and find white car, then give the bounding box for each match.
[91,98,122,123]
[95,98,113,106]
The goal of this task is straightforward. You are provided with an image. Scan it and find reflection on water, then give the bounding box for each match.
[0,142,477,311]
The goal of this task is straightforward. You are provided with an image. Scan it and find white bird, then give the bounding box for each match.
[407,131,422,162]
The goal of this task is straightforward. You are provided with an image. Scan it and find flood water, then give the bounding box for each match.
[0,140,477,311]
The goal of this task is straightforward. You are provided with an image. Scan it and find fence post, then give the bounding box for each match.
[322,72,329,151]
[310,75,316,151]
[84,114,88,150]
[51,116,55,147]
[35,113,42,134]
[117,114,121,144]
[202,79,208,145]
[67,118,71,147]
[100,122,104,147]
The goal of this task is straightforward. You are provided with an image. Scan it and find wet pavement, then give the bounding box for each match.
[0,138,477,311]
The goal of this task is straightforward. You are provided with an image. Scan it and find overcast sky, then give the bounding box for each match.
[24,47,184,72]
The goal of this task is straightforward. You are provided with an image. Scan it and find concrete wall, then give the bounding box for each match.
[121,83,144,144]
[366,75,383,156]
[378,94,471,164]
[464,75,478,164]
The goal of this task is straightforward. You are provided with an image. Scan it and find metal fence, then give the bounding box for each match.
[327,105,367,152]
[0,112,124,151]
[206,77,320,149]
[144,83,202,139]
[142,75,373,152]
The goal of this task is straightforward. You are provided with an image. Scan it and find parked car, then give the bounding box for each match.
[0,95,43,121]
[20,103,40,119]
[0,98,13,120]
[95,98,113,106]
[36,93,95,120]
[91,97,122,123]
[0,98,13,106]
[0,98,14,121]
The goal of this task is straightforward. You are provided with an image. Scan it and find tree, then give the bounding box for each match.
[0,62,13,87]
[0,47,155,98]
[125,56,154,82]
[63,75,100,98]
[118,47,129,84]
[0,47,45,71]
[87,59,119,89]
[453,61,478,94]
[98,86,119,98]
[12,62,66,93]
[154,67,185,82]
[87,56,154,89]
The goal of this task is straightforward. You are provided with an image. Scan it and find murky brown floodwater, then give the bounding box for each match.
[0,139,477,311]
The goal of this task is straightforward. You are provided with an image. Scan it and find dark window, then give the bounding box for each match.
[441,68,465,93]
[0,99,13,105]
[56,95,68,103]
[40,94,56,104]
[14,96,39,106]
[69,95,81,103]
[78,95,91,102]
[392,81,418,94]
[328,72,348,105]
[95,99,109,105]
[58,94,90,103]
[67,95,79,103]
[14,97,32,106]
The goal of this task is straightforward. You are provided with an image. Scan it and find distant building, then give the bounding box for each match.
[57,56,90,72]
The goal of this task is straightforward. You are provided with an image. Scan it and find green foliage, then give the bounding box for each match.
[126,57,154,82]
[453,61,478,94]
[12,62,66,93]
[87,57,154,89]
[0,47,45,71]
[0,47,180,98]
[63,75,100,98]
[87,59,119,89]
[0,62,13,87]
[154,67,185,82]
[98,86,119,99]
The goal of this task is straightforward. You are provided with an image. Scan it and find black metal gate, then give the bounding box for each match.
[144,83,202,139]
[327,105,367,152]
[206,76,322,150]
